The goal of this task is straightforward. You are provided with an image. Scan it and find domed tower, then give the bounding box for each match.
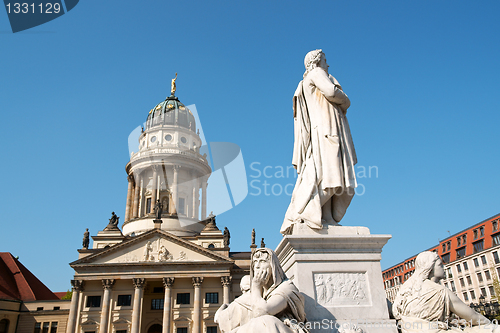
[123,75,211,237]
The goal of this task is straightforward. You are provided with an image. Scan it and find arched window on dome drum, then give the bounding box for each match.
[178,109,189,128]
[164,110,174,125]
[0,319,9,333]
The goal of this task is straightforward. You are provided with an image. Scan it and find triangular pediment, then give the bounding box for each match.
[71,229,232,266]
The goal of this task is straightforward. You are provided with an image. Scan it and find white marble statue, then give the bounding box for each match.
[215,248,308,333]
[393,251,500,333]
[281,49,357,235]
[143,241,153,261]
[240,275,251,294]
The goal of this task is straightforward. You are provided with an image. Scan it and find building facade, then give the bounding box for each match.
[66,87,251,333]
[0,253,70,333]
[383,213,500,306]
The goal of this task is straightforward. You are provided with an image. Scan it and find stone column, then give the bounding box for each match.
[192,277,203,333]
[172,165,179,213]
[191,173,197,219]
[162,277,175,333]
[151,166,159,214]
[201,178,207,219]
[221,276,232,304]
[131,278,145,333]
[125,174,134,221]
[67,280,84,333]
[99,279,115,333]
[132,174,141,218]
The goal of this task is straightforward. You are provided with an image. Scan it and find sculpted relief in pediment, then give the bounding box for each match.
[93,235,214,264]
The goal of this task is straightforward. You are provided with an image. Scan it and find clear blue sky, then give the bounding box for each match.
[1,1,499,292]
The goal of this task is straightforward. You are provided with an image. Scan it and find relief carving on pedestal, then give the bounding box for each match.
[313,272,370,306]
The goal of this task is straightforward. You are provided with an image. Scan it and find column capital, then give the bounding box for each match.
[102,279,115,290]
[163,277,175,288]
[151,165,161,173]
[221,276,232,286]
[133,278,146,289]
[128,174,135,182]
[173,165,181,171]
[71,279,84,292]
[192,277,204,287]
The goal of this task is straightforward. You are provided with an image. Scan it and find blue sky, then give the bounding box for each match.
[1,1,499,292]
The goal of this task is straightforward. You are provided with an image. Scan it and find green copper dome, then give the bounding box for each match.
[146,94,196,132]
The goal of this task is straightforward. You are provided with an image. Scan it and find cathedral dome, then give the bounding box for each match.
[146,94,197,132]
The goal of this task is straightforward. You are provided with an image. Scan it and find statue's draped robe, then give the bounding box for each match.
[281,68,357,234]
[394,280,494,333]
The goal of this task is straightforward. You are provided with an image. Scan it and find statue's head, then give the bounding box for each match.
[304,49,327,76]
[240,275,250,293]
[415,251,441,280]
[251,248,287,296]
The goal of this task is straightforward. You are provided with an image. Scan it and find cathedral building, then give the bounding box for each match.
[66,85,251,333]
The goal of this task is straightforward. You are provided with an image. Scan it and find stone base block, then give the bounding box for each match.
[275,226,397,333]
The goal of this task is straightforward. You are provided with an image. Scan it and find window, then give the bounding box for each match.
[457,237,462,247]
[474,230,478,240]
[481,288,487,297]
[178,198,185,215]
[53,307,60,310]
[456,247,466,258]
[463,234,467,244]
[480,227,484,237]
[485,270,491,280]
[463,292,469,301]
[474,258,479,267]
[205,292,219,304]
[442,253,450,264]
[442,244,446,253]
[494,252,500,264]
[207,327,218,333]
[450,281,456,292]
[470,290,476,300]
[473,240,484,253]
[50,323,57,333]
[447,241,451,251]
[490,286,496,296]
[42,322,49,333]
[494,221,498,232]
[34,323,41,333]
[0,320,9,333]
[177,328,187,333]
[477,272,483,283]
[37,307,44,311]
[151,299,164,310]
[463,262,469,271]
[146,198,152,214]
[481,255,487,265]
[460,278,465,287]
[446,268,453,279]
[493,234,500,246]
[466,276,472,285]
[117,295,132,306]
[86,296,101,308]
[208,243,215,249]
[176,293,190,305]
[456,264,462,273]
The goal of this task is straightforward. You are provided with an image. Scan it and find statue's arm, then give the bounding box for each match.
[447,289,488,325]
[251,293,288,317]
[309,68,350,111]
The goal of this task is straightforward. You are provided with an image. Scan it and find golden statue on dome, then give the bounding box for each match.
[171,72,178,95]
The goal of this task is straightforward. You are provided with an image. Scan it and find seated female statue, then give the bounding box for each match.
[215,248,308,333]
[393,251,500,333]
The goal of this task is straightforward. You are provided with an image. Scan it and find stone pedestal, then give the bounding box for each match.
[275,225,398,333]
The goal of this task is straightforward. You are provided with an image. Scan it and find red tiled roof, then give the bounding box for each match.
[0,253,59,301]
[53,292,68,299]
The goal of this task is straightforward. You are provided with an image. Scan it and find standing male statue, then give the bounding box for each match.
[281,49,357,235]
[82,228,89,249]
[154,199,163,220]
